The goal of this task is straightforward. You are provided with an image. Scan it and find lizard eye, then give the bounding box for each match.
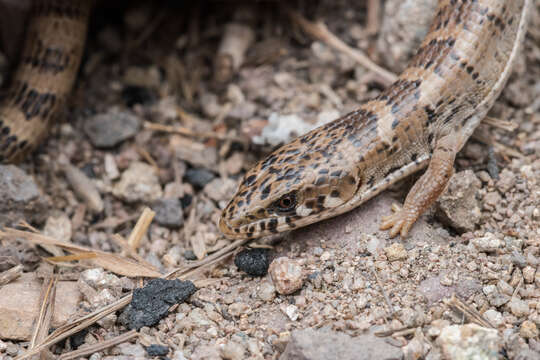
[274,192,297,213]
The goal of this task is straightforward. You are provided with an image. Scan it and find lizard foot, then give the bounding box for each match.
[379,204,416,238]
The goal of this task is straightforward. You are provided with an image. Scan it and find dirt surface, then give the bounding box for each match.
[0,0,539,359]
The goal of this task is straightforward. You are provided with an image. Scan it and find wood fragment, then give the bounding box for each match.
[366,0,381,36]
[214,7,255,83]
[62,163,104,213]
[284,6,397,85]
[0,264,23,285]
[126,207,155,250]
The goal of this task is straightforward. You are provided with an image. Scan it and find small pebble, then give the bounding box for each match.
[497,280,513,296]
[183,250,197,261]
[283,304,299,321]
[269,257,304,295]
[83,110,140,148]
[519,320,538,339]
[228,302,250,317]
[113,162,163,203]
[437,324,500,359]
[153,198,184,228]
[509,298,529,317]
[258,282,276,302]
[234,248,270,277]
[471,233,503,252]
[522,266,536,283]
[146,344,169,357]
[384,243,408,261]
[496,169,516,193]
[220,341,246,360]
[184,168,216,189]
[483,285,510,307]
[483,309,503,327]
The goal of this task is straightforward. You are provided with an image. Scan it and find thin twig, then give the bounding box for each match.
[370,267,395,317]
[283,5,397,85]
[30,276,56,350]
[444,295,494,329]
[482,116,518,132]
[144,121,241,141]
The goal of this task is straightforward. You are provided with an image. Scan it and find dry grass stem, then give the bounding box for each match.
[0,264,23,285]
[0,228,161,278]
[444,295,494,329]
[284,6,397,85]
[144,121,241,141]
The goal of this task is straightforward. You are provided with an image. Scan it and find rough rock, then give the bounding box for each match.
[113,161,163,203]
[280,328,402,360]
[184,168,216,189]
[153,198,184,228]
[0,164,49,227]
[436,170,482,232]
[269,257,304,295]
[234,248,270,277]
[437,324,501,360]
[0,273,81,340]
[146,344,170,357]
[384,243,408,261]
[124,278,197,330]
[83,110,141,148]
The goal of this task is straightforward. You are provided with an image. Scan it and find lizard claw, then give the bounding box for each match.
[380,205,415,238]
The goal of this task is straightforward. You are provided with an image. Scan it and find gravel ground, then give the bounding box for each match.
[0,1,538,359]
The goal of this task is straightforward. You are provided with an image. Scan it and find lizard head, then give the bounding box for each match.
[219,123,363,239]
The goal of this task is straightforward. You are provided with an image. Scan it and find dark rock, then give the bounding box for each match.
[0,165,49,227]
[180,194,193,209]
[125,278,197,330]
[69,328,89,349]
[146,344,169,357]
[183,250,197,261]
[122,85,156,107]
[280,328,402,360]
[153,198,184,228]
[234,248,270,276]
[184,168,216,189]
[83,110,141,148]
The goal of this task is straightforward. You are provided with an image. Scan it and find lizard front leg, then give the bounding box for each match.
[380,134,459,237]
